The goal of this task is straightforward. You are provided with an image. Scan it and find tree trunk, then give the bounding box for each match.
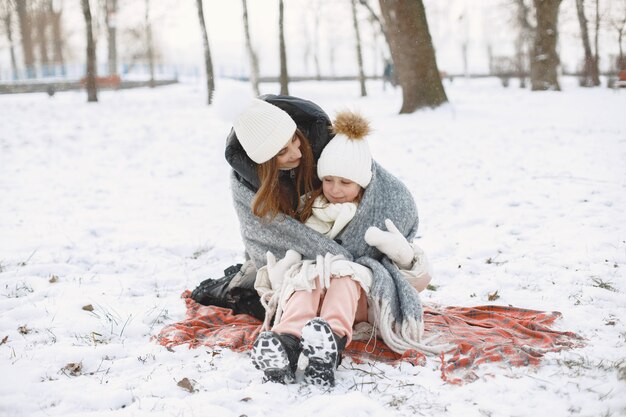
[378,0,447,113]
[48,0,65,76]
[196,0,215,104]
[81,0,98,102]
[515,35,528,88]
[16,0,35,78]
[242,0,260,96]
[575,0,600,86]
[145,0,155,88]
[593,0,600,76]
[278,0,289,95]
[105,0,117,76]
[514,0,534,87]
[351,0,367,96]
[610,6,626,71]
[1,0,19,80]
[531,0,562,91]
[34,6,50,75]
[619,27,625,70]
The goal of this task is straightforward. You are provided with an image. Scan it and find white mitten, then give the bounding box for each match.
[266,250,302,290]
[364,219,414,269]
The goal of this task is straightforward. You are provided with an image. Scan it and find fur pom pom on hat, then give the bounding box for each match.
[317,111,373,188]
[233,99,296,164]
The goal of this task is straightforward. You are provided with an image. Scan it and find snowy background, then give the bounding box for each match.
[1,79,625,416]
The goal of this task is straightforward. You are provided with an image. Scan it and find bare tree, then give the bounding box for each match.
[81,0,97,102]
[530,0,562,91]
[351,0,366,96]
[512,0,535,88]
[593,0,600,71]
[104,0,117,76]
[33,1,50,75]
[48,0,65,76]
[278,0,289,95]
[358,0,393,69]
[144,0,154,87]
[378,0,447,113]
[358,0,389,47]
[1,0,19,79]
[242,0,259,95]
[329,39,336,76]
[576,0,601,86]
[119,22,162,73]
[196,0,215,104]
[609,0,626,70]
[16,0,35,78]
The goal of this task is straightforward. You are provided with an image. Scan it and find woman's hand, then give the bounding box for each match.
[266,250,302,290]
[364,219,414,269]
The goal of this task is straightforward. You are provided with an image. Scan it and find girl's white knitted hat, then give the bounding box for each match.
[317,111,372,188]
[233,98,296,164]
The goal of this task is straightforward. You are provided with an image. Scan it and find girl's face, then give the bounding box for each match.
[275,134,302,169]
[322,176,362,203]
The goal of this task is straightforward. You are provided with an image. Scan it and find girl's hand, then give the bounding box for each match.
[266,250,302,290]
[364,219,414,269]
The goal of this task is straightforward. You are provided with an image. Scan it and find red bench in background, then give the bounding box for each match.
[79,75,121,89]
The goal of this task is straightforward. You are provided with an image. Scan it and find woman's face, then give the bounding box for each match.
[322,176,362,204]
[275,134,302,169]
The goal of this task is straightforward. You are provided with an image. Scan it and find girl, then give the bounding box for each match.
[251,111,433,386]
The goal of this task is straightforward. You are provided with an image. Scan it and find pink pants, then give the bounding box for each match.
[271,276,369,344]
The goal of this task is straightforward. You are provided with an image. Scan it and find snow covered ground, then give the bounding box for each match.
[1,78,625,417]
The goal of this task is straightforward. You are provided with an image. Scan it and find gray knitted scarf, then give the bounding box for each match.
[231,162,444,354]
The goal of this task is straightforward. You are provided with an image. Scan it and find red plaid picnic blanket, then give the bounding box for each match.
[156,291,583,384]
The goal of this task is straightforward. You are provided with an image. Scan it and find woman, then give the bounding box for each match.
[190,95,332,317]
[209,95,440,386]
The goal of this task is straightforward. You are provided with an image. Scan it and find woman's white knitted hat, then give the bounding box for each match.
[317,111,372,188]
[233,99,296,164]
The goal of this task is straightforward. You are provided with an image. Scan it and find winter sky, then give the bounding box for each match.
[1,0,624,79]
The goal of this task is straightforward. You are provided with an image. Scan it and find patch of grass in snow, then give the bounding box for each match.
[73,331,110,346]
[137,353,156,364]
[45,328,57,344]
[18,249,37,267]
[485,251,508,266]
[74,304,134,345]
[89,303,134,341]
[387,395,408,408]
[341,362,445,414]
[191,244,214,260]
[590,277,617,292]
[557,354,626,381]
[617,360,626,381]
[3,281,33,298]
[147,306,171,332]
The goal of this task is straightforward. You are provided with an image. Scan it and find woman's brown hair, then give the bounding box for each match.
[252,129,317,222]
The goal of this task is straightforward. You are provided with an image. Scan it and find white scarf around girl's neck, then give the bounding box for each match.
[305,195,358,239]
